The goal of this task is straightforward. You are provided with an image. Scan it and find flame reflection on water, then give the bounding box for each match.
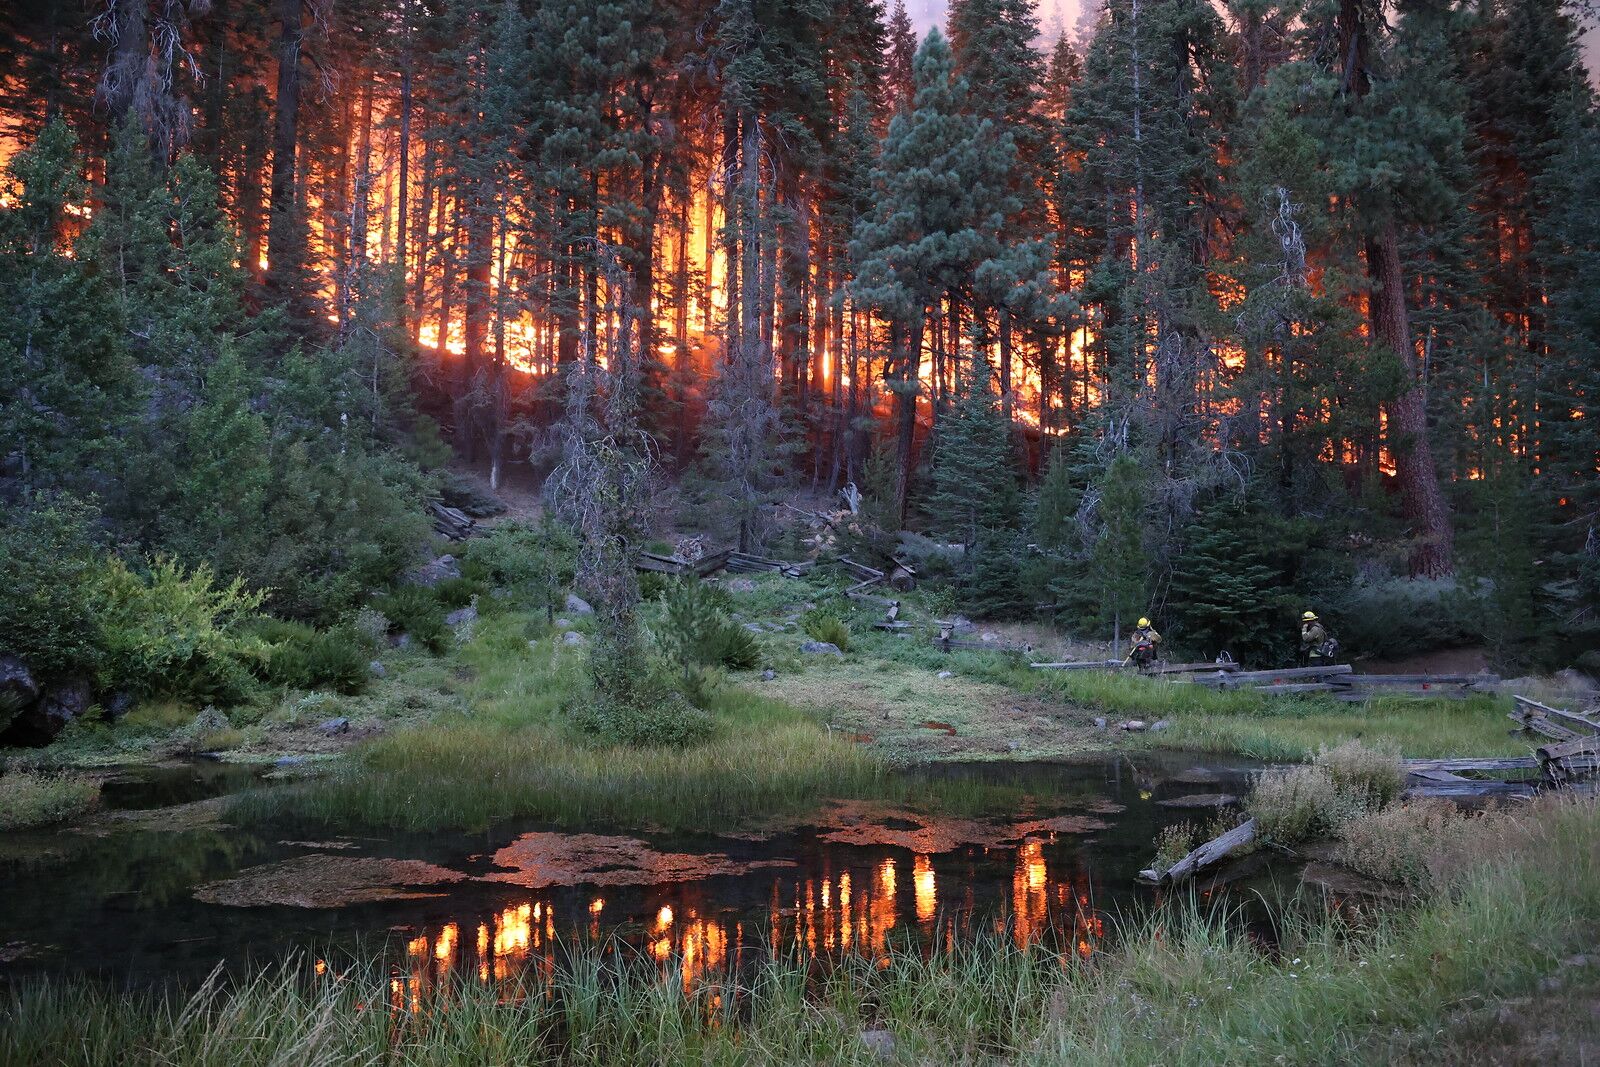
[372,841,1109,1007]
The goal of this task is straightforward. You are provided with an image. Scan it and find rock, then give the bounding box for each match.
[408,554,459,588]
[1561,954,1592,969]
[317,717,351,736]
[726,577,757,594]
[743,623,765,634]
[368,661,386,679]
[0,656,39,718]
[1150,719,1172,733]
[390,633,412,650]
[564,593,595,616]
[1121,720,1148,732]
[949,615,975,634]
[2,679,91,746]
[761,669,777,681]
[554,617,573,630]
[561,631,587,646]
[980,631,1000,643]
[102,690,137,723]
[859,1030,897,1058]
[937,671,954,679]
[1156,793,1241,809]
[275,755,308,767]
[444,604,478,628]
[799,641,844,657]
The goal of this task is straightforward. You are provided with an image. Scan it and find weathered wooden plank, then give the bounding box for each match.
[1346,673,1500,687]
[1407,768,1472,783]
[1146,661,1241,675]
[1246,683,1339,695]
[1406,781,1537,799]
[1196,664,1353,687]
[837,556,885,581]
[1508,710,1580,743]
[1402,757,1539,773]
[1029,660,1122,671]
[1139,818,1257,885]
[1537,735,1600,763]
[1514,696,1600,735]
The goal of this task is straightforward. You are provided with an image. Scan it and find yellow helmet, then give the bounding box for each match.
[1137,618,1151,628]
[1302,611,1318,622]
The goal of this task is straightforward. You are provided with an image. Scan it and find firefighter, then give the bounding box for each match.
[1127,617,1161,669]
[1298,611,1338,667]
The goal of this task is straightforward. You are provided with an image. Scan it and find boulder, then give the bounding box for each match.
[1120,719,1148,732]
[0,656,39,718]
[561,631,587,646]
[554,617,574,630]
[102,691,137,723]
[936,670,953,679]
[368,661,386,679]
[799,641,844,658]
[408,554,460,588]
[761,669,777,681]
[444,604,478,629]
[564,593,595,616]
[1553,668,1599,693]
[317,717,351,736]
[859,1031,898,1059]
[1,679,90,746]
[1150,719,1172,733]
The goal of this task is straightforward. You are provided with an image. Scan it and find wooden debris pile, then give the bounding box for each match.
[428,501,478,541]
[1510,695,1600,786]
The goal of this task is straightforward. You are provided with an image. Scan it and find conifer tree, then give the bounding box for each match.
[929,351,1018,551]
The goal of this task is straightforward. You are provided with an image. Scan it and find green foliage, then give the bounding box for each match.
[374,587,450,653]
[1169,501,1295,663]
[0,770,100,830]
[569,681,717,748]
[247,620,369,695]
[432,577,485,611]
[1091,454,1150,630]
[0,497,103,680]
[95,557,267,705]
[928,353,1019,550]
[657,579,761,672]
[461,520,579,618]
[1323,575,1476,661]
[800,609,851,652]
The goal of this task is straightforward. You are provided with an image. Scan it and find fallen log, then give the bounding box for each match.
[1029,660,1122,671]
[1146,661,1240,675]
[1401,756,1539,773]
[1514,696,1600,735]
[1139,818,1257,885]
[1195,664,1353,687]
[1247,683,1339,695]
[427,501,477,541]
[1342,673,1500,687]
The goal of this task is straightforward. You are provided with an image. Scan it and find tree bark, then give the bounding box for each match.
[267,0,304,309]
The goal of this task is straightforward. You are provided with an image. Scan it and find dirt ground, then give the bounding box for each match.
[763,658,1108,764]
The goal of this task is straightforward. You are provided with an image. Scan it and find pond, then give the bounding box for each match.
[0,755,1270,994]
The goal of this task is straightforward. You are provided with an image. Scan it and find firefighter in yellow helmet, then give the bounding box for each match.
[1298,611,1338,667]
[1127,617,1162,669]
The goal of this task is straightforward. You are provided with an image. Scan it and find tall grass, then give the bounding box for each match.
[8,798,1597,1065]
[0,769,101,830]
[232,612,886,832]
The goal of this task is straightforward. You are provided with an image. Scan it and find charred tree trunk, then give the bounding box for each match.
[267,0,305,312]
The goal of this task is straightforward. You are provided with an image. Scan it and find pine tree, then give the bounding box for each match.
[1169,501,1294,664]
[929,351,1018,550]
[1092,453,1150,636]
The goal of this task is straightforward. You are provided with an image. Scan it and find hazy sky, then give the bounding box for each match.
[910,0,1599,78]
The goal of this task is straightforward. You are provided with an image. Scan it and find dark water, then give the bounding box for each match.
[0,756,1268,993]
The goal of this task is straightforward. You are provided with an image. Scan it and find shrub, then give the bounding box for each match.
[1313,739,1405,809]
[461,520,578,616]
[801,609,851,652]
[433,576,485,610]
[1245,765,1358,847]
[1334,800,1484,892]
[96,556,267,705]
[245,620,365,694]
[1153,822,1200,872]
[0,770,101,830]
[375,587,449,652]
[351,608,389,650]
[0,496,104,680]
[569,679,716,748]
[657,579,760,673]
[1324,575,1478,660]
